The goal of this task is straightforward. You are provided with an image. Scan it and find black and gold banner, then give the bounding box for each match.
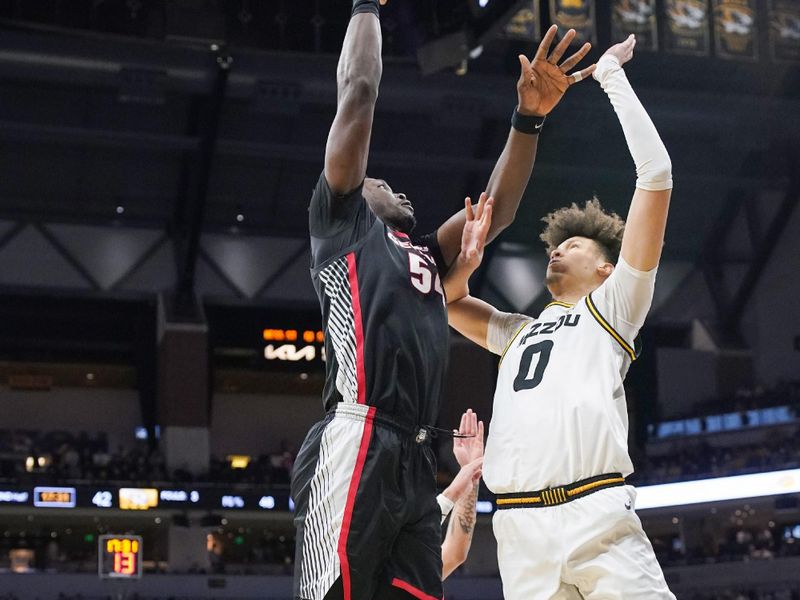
[504,0,542,42]
[768,0,800,62]
[663,0,711,56]
[611,0,658,50]
[549,0,596,45]
[713,0,758,60]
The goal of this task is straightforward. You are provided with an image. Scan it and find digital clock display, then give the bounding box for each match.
[98,535,143,579]
[33,486,76,508]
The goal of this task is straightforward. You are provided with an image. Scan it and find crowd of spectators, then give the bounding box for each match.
[651,523,800,568]
[2,423,799,488]
[693,380,800,419]
[0,430,295,486]
[631,428,800,485]
[0,430,169,483]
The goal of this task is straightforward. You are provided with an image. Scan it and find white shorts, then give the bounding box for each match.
[493,485,675,600]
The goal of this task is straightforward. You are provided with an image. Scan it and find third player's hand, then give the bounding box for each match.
[517,24,596,117]
[453,409,485,467]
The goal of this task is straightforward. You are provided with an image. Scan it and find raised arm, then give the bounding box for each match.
[440,193,511,350]
[324,1,387,195]
[595,35,673,271]
[435,25,597,266]
[441,411,484,580]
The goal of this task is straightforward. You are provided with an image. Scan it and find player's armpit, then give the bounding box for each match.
[447,296,495,351]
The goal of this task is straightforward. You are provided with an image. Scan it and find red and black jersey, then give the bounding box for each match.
[309,173,449,428]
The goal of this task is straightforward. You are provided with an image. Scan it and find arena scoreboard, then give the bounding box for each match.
[98,535,142,579]
[206,304,326,371]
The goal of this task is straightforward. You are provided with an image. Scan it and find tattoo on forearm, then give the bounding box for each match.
[456,485,478,535]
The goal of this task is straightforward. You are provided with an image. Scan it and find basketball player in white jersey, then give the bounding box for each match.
[443,35,676,599]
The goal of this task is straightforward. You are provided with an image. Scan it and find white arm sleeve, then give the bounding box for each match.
[486,310,532,356]
[593,55,672,192]
[591,257,657,345]
[437,493,454,525]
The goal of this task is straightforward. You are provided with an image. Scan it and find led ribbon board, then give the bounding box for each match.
[635,468,800,510]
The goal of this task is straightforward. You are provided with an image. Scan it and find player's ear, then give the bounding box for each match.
[597,262,614,279]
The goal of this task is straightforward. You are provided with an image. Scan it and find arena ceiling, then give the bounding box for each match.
[0,1,798,351]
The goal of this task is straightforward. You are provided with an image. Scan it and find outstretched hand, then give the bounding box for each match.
[602,34,636,67]
[457,193,494,274]
[517,24,596,117]
[453,409,485,468]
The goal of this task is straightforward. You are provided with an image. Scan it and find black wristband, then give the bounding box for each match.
[511,109,545,135]
[352,0,380,17]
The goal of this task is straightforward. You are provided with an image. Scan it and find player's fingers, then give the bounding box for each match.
[459,411,468,435]
[474,199,483,222]
[476,193,488,220]
[464,197,474,221]
[548,28,575,64]
[559,42,591,73]
[464,412,474,437]
[534,24,558,61]
[569,64,596,86]
[478,420,484,441]
[518,54,531,76]
[482,202,494,229]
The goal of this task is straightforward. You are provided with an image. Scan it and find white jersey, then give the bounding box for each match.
[483,257,657,493]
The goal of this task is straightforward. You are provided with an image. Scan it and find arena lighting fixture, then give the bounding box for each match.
[635,468,800,510]
[468,0,496,16]
[228,455,250,469]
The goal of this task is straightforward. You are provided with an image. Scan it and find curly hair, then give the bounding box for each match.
[539,198,625,264]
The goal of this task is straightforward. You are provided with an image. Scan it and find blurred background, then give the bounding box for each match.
[0,0,799,598]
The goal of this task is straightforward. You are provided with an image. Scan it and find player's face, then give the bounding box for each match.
[545,236,611,293]
[363,177,417,233]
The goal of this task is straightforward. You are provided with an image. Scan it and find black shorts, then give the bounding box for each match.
[291,403,443,600]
